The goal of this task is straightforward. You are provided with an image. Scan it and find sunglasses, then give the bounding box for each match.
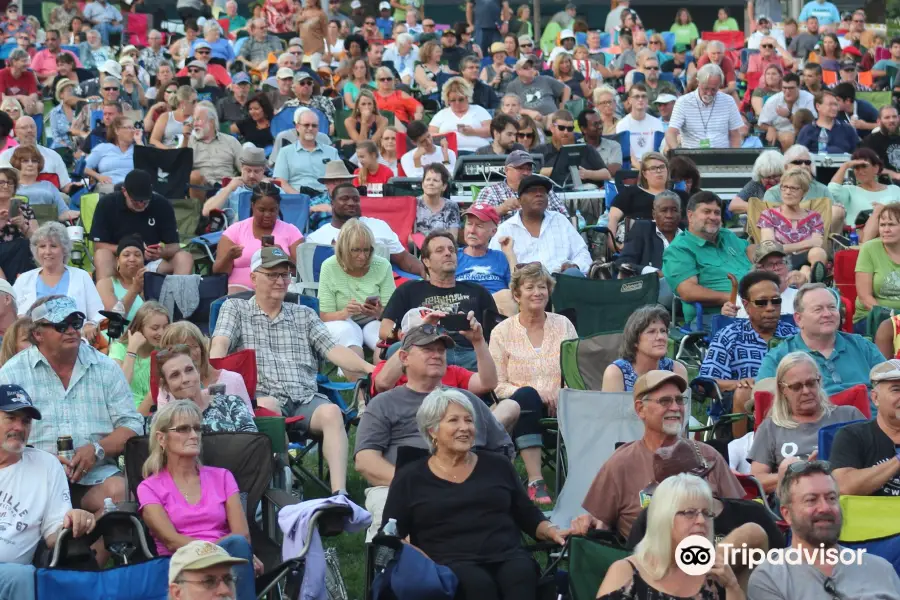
[786,459,832,474]
[761,44,774,49]
[750,297,783,307]
[47,316,85,333]
[298,80,314,86]
[780,377,821,393]
[196,50,210,54]
[517,132,535,139]
[555,125,575,132]
[187,69,202,74]
[790,159,812,166]
[168,424,203,435]
[417,324,448,336]
[103,86,118,91]
[378,77,393,81]
[645,395,687,408]
[520,43,533,47]
[365,20,375,25]
[645,66,659,71]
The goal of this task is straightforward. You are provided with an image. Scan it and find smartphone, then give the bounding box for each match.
[8,198,18,219]
[261,235,275,246]
[365,295,379,306]
[439,313,471,331]
[146,243,160,250]
[208,384,226,396]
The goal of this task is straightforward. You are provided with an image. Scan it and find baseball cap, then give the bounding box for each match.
[124,170,153,204]
[442,28,456,38]
[673,43,689,53]
[505,149,534,168]
[463,203,500,224]
[654,94,677,104]
[276,67,295,79]
[294,71,314,83]
[288,37,303,48]
[517,174,554,196]
[379,1,390,9]
[632,370,687,399]
[232,72,251,85]
[757,15,769,23]
[250,246,295,272]
[168,541,247,585]
[400,324,455,351]
[0,278,14,299]
[871,360,900,384]
[30,296,85,326]
[187,59,208,71]
[754,240,787,263]
[0,384,41,420]
[560,29,575,41]
[194,40,212,51]
[515,56,535,69]
[98,59,122,79]
[839,58,857,70]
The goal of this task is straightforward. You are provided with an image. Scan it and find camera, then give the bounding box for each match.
[99,310,130,339]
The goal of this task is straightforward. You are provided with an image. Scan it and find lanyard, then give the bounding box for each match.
[695,92,717,138]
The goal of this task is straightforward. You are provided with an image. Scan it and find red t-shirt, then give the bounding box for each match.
[695,55,736,84]
[353,164,394,186]
[370,360,474,396]
[0,67,37,96]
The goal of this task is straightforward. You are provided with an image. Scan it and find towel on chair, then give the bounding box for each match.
[158,274,201,319]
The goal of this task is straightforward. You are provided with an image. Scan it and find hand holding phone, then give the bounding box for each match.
[261,235,275,247]
[439,313,471,332]
[365,295,379,306]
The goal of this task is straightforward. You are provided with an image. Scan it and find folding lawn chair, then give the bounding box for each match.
[551,273,660,337]
[818,419,866,461]
[294,242,391,297]
[143,272,229,336]
[559,332,625,390]
[838,496,900,574]
[567,532,631,600]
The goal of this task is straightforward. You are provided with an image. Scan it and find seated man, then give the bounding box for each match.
[399,120,457,178]
[490,174,591,276]
[185,101,243,202]
[201,145,276,217]
[535,109,610,186]
[80,101,120,154]
[757,283,884,395]
[662,191,754,325]
[211,247,375,496]
[474,113,525,156]
[579,109,623,176]
[505,56,570,128]
[758,72,816,150]
[723,242,799,317]
[748,460,900,598]
[354,324,515,541]
[832,82,878,137]
[168,541,250,600]
[700,270,799,438]
[801,63,824,95]
[305,183,425,277]
[796,90,860,155]
[830,360,900,496]
[745,35,793,74]
[90,169,193,280]
[0,296,142,518]
[1,115,75,195]
[475,150,569,223]
[456,204,516,315]
[0,49,40,115]
[380,231,498,370]
[273,108,340,197]
[695,40,737,96]
[572,371,745,539]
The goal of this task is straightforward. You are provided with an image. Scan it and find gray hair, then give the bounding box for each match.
[652,190,681,211]
[459,55,480,71]
[783,144,816,175]
[501,93,521,106]
[30,221,72,265]
[7,48,28,62]
[416,388,477,454]
[771,351,835,429]
[203,20,220,35]
[637,48,656,65]
[396,32,413,46]
[793,282,834,314]
[696,63,724,86]
[592,84,617,105]
[195,100,219,134]
[707,40,725,53]
[752,150,785,182]
[621,305,671,363]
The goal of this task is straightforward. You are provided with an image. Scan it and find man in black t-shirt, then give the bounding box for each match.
[535,109,609,187]
[831,360,900,496]
[379,231,497,370]
[90,170,194,280]
[861,106,900,184]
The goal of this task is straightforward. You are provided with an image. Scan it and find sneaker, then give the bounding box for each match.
[528,479,552,505]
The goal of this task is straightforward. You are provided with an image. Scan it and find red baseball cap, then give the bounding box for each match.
[463,203,500,224]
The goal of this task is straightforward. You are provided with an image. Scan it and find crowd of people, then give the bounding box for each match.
[0,0,898,599]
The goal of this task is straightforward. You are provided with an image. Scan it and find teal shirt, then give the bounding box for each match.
[756,331,884,396]
[662,228,752,323]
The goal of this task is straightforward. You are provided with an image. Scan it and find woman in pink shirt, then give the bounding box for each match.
[138,401,261,600]
[213,182,304,294]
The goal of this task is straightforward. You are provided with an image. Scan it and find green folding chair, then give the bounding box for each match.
[568,533,631,600]
[552,273,660,337]
[559,332,624,391]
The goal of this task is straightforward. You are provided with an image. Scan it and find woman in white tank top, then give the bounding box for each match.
[149,85,198,149]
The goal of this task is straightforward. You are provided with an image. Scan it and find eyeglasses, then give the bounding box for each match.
[449,96,467,103]
[781,184,803,193]
[0,180,12,187]
[644,395,686,408]
[517,132,535,139]
[787,459,832,475]
[761,44,774,49]
[365,20,375,25]
[555,125,575,132]
[520,43,533,47]
[168,424,203,435]
[18,158,38,164]
[750,297,783,307]
[298,80,314,86]
[47,316,85,333]
[176,575,237,590]
[196,50,210,54]
[790,159,812,166]
[630,93,648,100]
[597,99,614,106]
[676,508,716,520]
[417,324,448,336]
[299,123,318,128]
[645,66,659,71]
[649,40,661,45]
[780,377,821,393]
[187,69,201,74]
[378,77,393,82]
[423,23,435,28]
[644,165,667,173]
[103,86,118,91]
[257,271,292,282]
[852,19,865,23]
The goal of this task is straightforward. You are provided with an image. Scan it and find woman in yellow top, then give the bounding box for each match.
[669,8,699,49]
[488,263,576,506]
[855,203,900,336]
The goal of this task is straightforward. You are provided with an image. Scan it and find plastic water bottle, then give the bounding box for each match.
[103,497,116,514]
[374,518,399,570]
[849,230,859,247]
[817,128,828,154]
[575,209,586,231]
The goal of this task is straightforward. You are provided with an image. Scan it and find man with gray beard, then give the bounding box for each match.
[185,102,242,200]
[665,63,743,150]
[862,106,900,184]
[748,461,900,599]
[570,371,744,538]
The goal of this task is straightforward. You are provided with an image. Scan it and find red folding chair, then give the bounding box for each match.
[36,172,61,189]
[700,30,745,51]
[125,13,150,47]
[754,383,871,431]
[360,195,416,249]
[834,249,859,333]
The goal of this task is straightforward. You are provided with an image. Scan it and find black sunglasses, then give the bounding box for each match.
[791,159,812,166]
[517,132,535,139]
[103,87,118,91]
[761,44,774,48]
[417,324,448,336]
[555,125,575,132]
[751,297,783,307]
[47,316,85,333]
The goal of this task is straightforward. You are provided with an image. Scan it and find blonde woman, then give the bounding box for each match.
[0,316,31,366]
[592,85,619,136]
[598,474,742,599]
[749,351,864,493]
[428,76,491,153]
[137,400,260,600]
[149,85,196,149]
[377,126,399,176]
[413,41,445,95]
[109,301,170,409]
[344,88,388,145]
[0,97,23,123]
[318,218,396,379]
[553,53,590,99]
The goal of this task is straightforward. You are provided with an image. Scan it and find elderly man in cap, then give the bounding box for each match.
[652,94,676,127]
[267,67,298,114]
[216,72,252,125]
[475,150,569,223]
[179,40,232,88]
[505,55,570,127]
[571,371,745,538]
[185,101,243,198]
[457,203,517,315]
[355,323,515,540]
[490,174,591,276]
[181,61,221,103]
[0,383,97,600]
[168,540,249,600]
[202,144,278,217]
[0,296,142,521]
[274,108,340,198]
[91,169,193,279]
[211,247,375,496]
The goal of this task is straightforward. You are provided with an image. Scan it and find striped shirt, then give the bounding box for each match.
[669,90,743,149]
[699,319,798,381]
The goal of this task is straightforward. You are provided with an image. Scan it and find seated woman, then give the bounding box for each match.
[0,315,30,366]
[729,150,783,215]
[156,345,257,433]
[428,77,491,154]
[757,168,827,278]
[830,148,900,240]
[516,115,540,151]
[416,163,459,238]
[96,235,145,322]
[597,474,741,599]
[413,41,446,98]
[138,401,260,600]
[84,115,142,193]
[751,65,783,119]
[344,89,388,146]
[0,162,35,280]
[319,218,395,378]
[554,53,590,99]
[374,66,423,125]
[481,42,514,96]
[14,221,103,322]
[381,388,568,600]
[342,58,372,110]
[48,78,91,157]
[149,85,197,150]
[749,351,865,493]
[232,93,274,150]
[109,301,170,409]
[213,182,304,294]
[157,321,252,412]
[854,203,900,336]
[10,146,78,222]
[593,85,620,138]
[602,305,687,392]
[489,263,577,506]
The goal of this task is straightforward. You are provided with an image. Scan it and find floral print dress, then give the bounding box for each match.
[415,196,460,236]
[756,208,824,245]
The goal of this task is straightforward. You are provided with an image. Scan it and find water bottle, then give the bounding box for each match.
[374,518,399,570]
[112,300,126,316]
[817,128,828,155]
[849,229,859,247]
[575,209,586,231]
[103,497,116,514]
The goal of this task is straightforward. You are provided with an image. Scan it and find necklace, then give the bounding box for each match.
[173,474,201,503]
[431,453,473,481]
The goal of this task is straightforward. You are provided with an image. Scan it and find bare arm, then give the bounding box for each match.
[203,178,242,216]
[391,250,425,276]
[149,110,169,149]
[326,345,376,374]
[834,460,900,496]
[749,461,779,494]
[729,128,742,148]
[99,427,136,457]
[223,493,250,543]
[355,448,395,487]
[209,335,230,359]
[665,127,681,150]
[141,504,198,553]
[373,351,404,393]
[855,271,877,311]
[212,235,238,275]
[674,276,731,306]
[601,363,625,392]
[378,318,397,342]
[729,195,749,214]
[466,338,497,395]
[558,85,571,109]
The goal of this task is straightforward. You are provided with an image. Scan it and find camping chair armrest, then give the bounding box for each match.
[263,487,302,512]
[690,377,722,401]
[393,267,423,281]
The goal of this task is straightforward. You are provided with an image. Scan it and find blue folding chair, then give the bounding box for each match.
[37,558,169,600]
[661,32,676,52]
[600,32,611,48]
[271,106,295,137]
[818,419,867,461]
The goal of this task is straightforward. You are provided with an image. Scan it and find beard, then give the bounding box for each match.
[792,510,842,547]
[1,432,25,454]
[661,412,683,435]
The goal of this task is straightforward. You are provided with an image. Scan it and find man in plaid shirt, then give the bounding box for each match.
[211,247,375,496]
[474,150,569,223]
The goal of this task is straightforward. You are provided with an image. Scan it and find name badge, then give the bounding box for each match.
[699,138,711,149]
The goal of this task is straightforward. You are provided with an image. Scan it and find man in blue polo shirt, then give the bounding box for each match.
[757,283,884,397]
[455,203,516,316]
[273,108,339,196]
[662,191,754,324]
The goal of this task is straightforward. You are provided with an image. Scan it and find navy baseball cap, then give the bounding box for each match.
[0,384,41,420]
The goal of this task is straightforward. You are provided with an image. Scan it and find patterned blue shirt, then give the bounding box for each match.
[699,319,799,381]
[0,343,142,484]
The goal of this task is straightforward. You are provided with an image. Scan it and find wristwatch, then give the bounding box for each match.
[92,442,105,461]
